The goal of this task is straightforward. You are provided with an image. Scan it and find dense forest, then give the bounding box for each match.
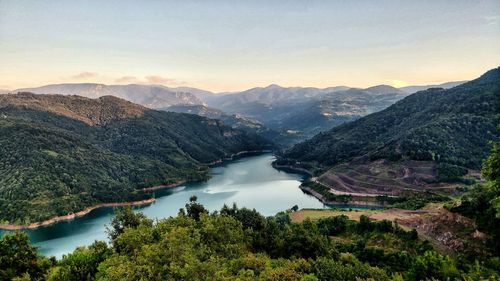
[1,80,499,279]
[0,93,271,224]
[2,157,499,281]
[277,68,500,177]
[1,137,498,279]
[164,104,296,147]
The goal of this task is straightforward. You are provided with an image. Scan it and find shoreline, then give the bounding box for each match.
[271,163,313,176]
[273,162,386,208]
[141,180,187,192]
[0,149,273,230]
[299,186,385,208]
[207,149,274,166]
[0,198,156,230]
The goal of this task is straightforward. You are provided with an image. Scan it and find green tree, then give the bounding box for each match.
[106,206,151,241]
[185,195,208,221]
[0,232,51,281]
[406,251,460,281]
[47,241,111,281]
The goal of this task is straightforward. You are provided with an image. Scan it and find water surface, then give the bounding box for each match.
[2,154,327,258]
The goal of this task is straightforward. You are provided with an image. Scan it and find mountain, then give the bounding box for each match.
[400,81,467,94]
[164,104,301,147]
[205,85,409,142]
[273,88,410,138]
[206,84,349,108]
[165,104,265,131]
[167,86,215,100]
[277,67,499,197]
[0,93,271,224]
[163,104,276,138]
[365,85,406,95]
[16,83,205,109]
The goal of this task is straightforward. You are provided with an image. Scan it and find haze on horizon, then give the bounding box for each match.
[0,0,499,92]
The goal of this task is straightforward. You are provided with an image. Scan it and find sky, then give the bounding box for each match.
[0,0,499,92]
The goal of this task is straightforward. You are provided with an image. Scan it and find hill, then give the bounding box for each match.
[0,93,146,125]
[16,83,205,109]
[206,85,409,141]
[400,81,467,94]
[276,67,499,197]
[365,85,406,95]
[0,93,271,224]
[164,104,266,132]
[3,196,499,280]
[206,84,349,107]
[164,104,301,147]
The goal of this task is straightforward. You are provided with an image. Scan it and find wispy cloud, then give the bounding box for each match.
[70,73,187,86]
[145,75,174,84]
[143,75,187,86]
[482,14,500,26]
[71,72,99,79]
[115,76,140,83]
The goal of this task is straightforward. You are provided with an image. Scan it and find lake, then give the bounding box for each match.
[2,153,328,258]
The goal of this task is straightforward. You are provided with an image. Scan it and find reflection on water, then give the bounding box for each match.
[1,154,329,258]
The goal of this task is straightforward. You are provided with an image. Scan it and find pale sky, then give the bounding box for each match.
[0,0,499,92]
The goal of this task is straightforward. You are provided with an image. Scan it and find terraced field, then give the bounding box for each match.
[317,159,439,196]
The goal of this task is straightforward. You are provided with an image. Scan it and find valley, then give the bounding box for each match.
[276,68,499,207]
[0,154,324,258]
[0,93,272,225]
[2,1,499,279]
[12,81,465,148]
[0,71,498,280]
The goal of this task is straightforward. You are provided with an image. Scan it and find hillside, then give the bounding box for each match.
[164,104,301,147]
[0,93,146,125]
[400,81,467,94]
[206,84,349,107]
[365,85,406,95]
[277,67,499,196]
[0,93,271,224]
[16,83,205,109]
[3,195,499,280]
[165,104,265,132]
[206,85,409,141]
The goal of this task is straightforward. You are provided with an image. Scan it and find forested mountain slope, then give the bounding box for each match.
[206,85,409,142]
[0,93,271,224]
[400,81,466,94]
[277,67,499,193]
[164,104,301,147]
[165,104,266,133]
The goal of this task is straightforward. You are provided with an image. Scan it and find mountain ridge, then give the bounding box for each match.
[16,83,205,109]
[276,67,499,197]
[0,93,271,224]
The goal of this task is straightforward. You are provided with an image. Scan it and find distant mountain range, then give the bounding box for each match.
[164,104,302,147]
[205,84,411,140]
[15,83,205,109]
[399,81,467,94]
[204,84,350,106]
[7,80,468,146]
[0,93,271,224]
[277,67,499,196]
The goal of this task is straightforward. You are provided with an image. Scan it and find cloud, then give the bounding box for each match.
[71,72,99,79]
[483,15,499,26]
[145,75,174,85]
[114,74,187,86]
[115,76,140,83]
